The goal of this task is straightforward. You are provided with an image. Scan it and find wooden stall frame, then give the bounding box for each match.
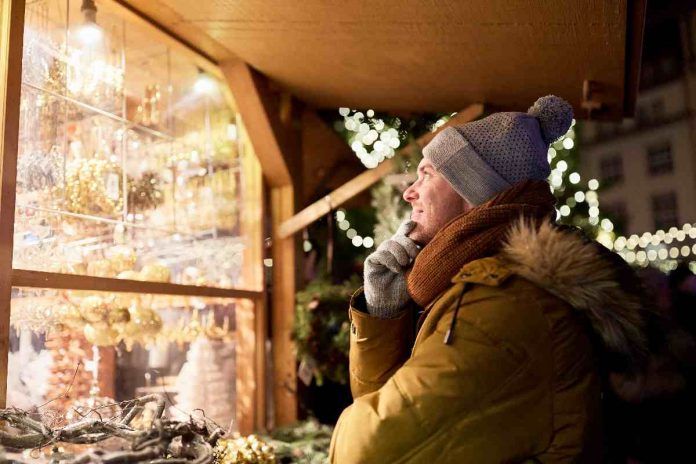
[220,60,298,427]
[0,0,267,434]
[0,0,26,409]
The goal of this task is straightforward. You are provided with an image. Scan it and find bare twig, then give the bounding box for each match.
[36,361,82,410]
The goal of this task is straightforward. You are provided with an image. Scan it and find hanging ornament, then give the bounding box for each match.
[64,158,123,217]
[127,171,163,212]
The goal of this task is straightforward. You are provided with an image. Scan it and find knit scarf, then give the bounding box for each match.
[406,180,557,307]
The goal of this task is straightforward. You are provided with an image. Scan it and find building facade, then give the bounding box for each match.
[579,5,696,271]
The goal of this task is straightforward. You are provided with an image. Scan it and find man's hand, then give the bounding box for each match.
[364,221,420,318]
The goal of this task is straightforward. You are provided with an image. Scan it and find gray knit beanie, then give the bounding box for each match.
[423,95,573,205]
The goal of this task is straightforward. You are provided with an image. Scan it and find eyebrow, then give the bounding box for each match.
[418,165,433,174]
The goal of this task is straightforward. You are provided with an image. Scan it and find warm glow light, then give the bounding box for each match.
[76,22,103,45]
[194,72,217,95]
[227,123,238,141]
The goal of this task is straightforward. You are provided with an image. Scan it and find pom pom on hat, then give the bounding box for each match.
[527,95,573,145]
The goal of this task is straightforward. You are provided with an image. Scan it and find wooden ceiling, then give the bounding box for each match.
[119,0,645,119]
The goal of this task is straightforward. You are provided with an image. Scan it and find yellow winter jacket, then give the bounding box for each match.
[330,221,647,463]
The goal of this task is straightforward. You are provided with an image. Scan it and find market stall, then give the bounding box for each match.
[0,0,265,446]
[0,0,649,455]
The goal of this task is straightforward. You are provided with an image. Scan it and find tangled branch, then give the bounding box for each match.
[0,394,223,463]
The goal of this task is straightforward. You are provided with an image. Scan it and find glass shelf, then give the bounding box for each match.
[13,205,246,289]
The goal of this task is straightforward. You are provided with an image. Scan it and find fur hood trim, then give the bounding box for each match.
[501,218,649,360]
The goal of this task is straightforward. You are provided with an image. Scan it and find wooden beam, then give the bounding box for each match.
[0,0,25,408]
[222,59,299,427]
[220,60,292,188]
[11,269,262,299]
[278,103,484,238]
[235,117,267,434]
[271,185,297,426]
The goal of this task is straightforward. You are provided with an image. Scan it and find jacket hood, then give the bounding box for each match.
[500,218,649,364]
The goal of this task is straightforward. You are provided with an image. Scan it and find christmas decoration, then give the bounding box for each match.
[213,434,276,464]
[63,157,123,217]
[293,278,355,386]
[171,338,235,428]
[44,331,94,414]
[0,394,222,463]
[128,171,164,212]
[263,419,334,463]
[6,330,52,410]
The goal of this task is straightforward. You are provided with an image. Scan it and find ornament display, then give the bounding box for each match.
[128,171,164,212]
[6,331,52,410]
[16,145,64,192]
[171,338,235,428]
[213,435,276,464]
[64,157,123,217]
[44,331,94,414]
[9,0,250,432]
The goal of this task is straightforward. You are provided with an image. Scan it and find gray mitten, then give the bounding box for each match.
[364,220,420,318]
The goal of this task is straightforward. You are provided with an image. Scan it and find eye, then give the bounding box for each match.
[423,172,432,181]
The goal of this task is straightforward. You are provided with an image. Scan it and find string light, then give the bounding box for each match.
[339,108,401,168]
[612,221,696,272]
[333,209,375,249]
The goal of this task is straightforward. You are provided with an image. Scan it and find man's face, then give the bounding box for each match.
[402,158,472,245]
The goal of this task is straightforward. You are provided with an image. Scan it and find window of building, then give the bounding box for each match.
[647,142,674,175]
[603,201,629,234]
[652,192,679,230]
[599,154,623,185]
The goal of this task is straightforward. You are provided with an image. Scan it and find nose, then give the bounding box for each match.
[403,182,418,203]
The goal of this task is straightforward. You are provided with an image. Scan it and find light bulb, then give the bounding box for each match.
[194,72,217,95]
[76,22,103,45]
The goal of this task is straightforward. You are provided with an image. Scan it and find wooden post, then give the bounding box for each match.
[0,0,25,408]
[235,118,267,433]
[220,60,298,426]
[270,185,296,425]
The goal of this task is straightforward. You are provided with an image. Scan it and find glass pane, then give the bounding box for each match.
[16,0,249,289]
[7,287,239,429]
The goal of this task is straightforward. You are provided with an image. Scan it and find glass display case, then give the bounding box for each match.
[15,0,246,288]
[1,0,264,437]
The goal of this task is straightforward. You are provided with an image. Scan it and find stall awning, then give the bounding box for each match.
[121,0,645,119]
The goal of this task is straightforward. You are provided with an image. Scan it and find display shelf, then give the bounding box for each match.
[2,0,265,434]
[8,286,239,428]
[22,80,175,142]
[11,269,259,299]
[13,204,247,289]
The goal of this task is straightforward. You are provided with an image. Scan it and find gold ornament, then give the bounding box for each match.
[139,263,171,283]
[64,158,123,217]
[117,270,140,280]
[213,434,276,464]
[83,323,119,346]
[78,296,109,323]
[87,259,115,278]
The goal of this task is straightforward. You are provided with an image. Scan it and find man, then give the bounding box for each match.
[329,96,650,463]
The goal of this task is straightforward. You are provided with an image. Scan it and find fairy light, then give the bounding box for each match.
[610,222,696,272]
[333,209,375,249]
[339,108,402,168]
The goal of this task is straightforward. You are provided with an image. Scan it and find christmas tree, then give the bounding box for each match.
[171,338,235,428]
